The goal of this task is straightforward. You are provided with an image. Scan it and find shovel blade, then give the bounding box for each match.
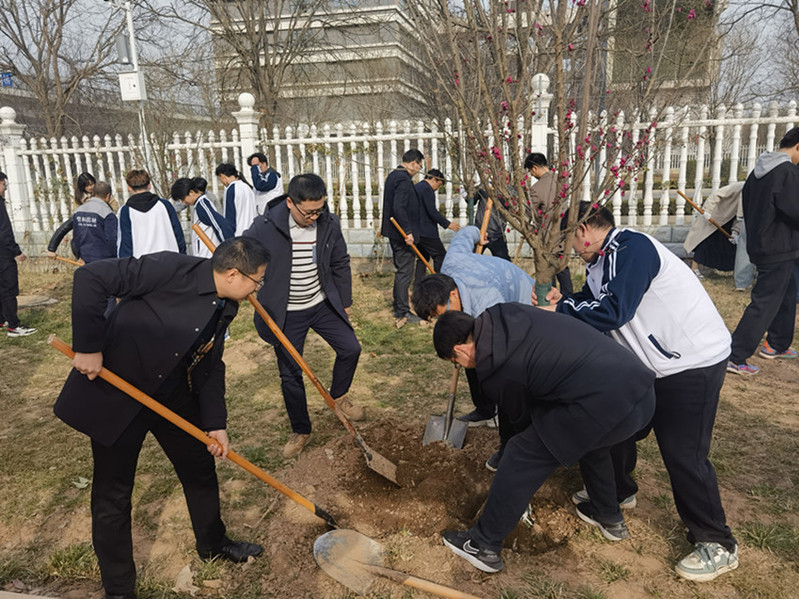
[314,529,385,596]
[422,415,468,449]
[365,447,399,485]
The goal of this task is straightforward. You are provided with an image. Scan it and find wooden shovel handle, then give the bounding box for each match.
[390,217,435,274]
[366,564,482,599]
[53,255,83,267]
[677,189,732,239]
[47,335,336,527]
[476,198,493,254]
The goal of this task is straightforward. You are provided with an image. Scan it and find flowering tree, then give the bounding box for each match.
[408,0,723,299]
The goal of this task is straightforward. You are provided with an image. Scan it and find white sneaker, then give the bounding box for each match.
[571,487,637,509]
[7,324,37,337]
[675,542,739,582]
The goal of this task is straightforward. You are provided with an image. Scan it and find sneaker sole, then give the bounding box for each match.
[442,537,503,573]
[575,507,629,542]
[461,418,498,429]
[726,365,758,376]
[758,350,797,360]
[675,559,739,582]
[571,492,637,509]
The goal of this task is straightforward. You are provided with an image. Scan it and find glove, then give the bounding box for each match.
[729,231,739,246]
[702,212,713,221]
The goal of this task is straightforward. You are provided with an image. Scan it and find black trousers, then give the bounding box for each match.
[552,266,573,295]
[609,360,736,552]
[91,396,227,595]
[484,236,510,261]
[730,259,797,363]
[470,393,654,552]
[414,236,446,281]
[389,238,416,317]
[274,300,361,434]
[0,256,20,328]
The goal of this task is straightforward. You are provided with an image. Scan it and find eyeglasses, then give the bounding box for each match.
[291,201,325,218]
[236,268,264,289]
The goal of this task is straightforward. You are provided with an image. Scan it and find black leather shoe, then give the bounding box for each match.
[203,539,263,563]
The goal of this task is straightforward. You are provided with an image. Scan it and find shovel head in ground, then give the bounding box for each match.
[422,365,467,448]
[314,529,483,599]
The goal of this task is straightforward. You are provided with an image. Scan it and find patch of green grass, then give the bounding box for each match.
[576,587,606,599]
[48,543,99,580]
[738,521,799,561]
[651,493,674,511]
[598,559,630,584]
[747,482,796,515]
[0,553,46,586]
[520,570,569,598]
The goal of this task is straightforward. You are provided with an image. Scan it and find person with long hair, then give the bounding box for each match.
[47,171,97,258]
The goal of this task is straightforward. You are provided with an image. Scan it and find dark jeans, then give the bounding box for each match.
[0,256,20,328]
[470,393,653,552]
[91,396,226,595]
[484,236,510,261]
[273,300,361,434]
[414,235,446,281]
[389,238,416,317]
[552,266,573,295]
[730,259,797,362]
[608,360,736,552]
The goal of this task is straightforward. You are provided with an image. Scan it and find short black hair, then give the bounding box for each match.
[287,173,326,204]
[779,127,799,149]
[412,274,457,320]
[211,237,270,274]
[170,177,197,201]
[0,171,7,182]
[433,310,475,360]
[524,152,548,170]
[402,149,424,164]
[215,163,239,178]
[248,152,268,165]
[193,177,208,193]
[426,168,446,182]
[577,201,615,229]
[93,181,112,198]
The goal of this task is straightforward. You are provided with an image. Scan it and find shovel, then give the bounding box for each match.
[390,217,436,274]
[423,365,468,448]
[48,335,337,528]
[314,529,483,599]
[192,225,399,486]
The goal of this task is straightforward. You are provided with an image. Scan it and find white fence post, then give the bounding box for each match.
[232,93,259,166]
[530,73,552,153]
[0,107,31,232]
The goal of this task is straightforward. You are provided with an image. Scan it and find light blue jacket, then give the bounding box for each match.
[441,226,535,316]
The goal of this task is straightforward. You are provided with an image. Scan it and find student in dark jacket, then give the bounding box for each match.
[413,169,460,281]
[434,305,655,574]
[53,238,269,599]
[728,127,799,373]
[380,148,424,323]
[70,181,118,263]
[0,171,36,337]
[47,172,97,259]
[244,173,362,459]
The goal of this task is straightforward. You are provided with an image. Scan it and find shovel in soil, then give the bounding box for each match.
[314,529,483,599]
[192,225,399,486]
[48,335,337,528]
[423,365,468,448]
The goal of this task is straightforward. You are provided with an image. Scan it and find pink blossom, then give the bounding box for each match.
[568,43,574,51]
[591,203,598,209]
[687,9,696,19]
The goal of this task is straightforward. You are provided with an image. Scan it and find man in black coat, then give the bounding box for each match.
[728,127,799,374]
[244,174,362,459]
[413,168,460,282]
[380,148,424,323]
[433,305,655,573]
[54,238,269,599]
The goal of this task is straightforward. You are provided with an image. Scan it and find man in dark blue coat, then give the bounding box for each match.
[433,305,655,573]
[413,169,460,282]
[244,173,362,458]
[380,148,424,323]
[54,238,269,599]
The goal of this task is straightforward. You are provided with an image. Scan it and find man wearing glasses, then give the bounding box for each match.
[244,173,363,459]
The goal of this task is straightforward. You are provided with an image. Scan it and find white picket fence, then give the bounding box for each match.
[1,84,798,242]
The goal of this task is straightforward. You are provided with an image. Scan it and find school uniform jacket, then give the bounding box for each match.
[250,165,283,214]
[191,195,234,259]
[557,228,730,378]
[475,303,655,466]
[223,179,258,236]
[118,192,186,258]
[243,197,353,346]
[54,253,238,447]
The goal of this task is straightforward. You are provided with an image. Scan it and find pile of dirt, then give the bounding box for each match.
[257,418,582,597]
